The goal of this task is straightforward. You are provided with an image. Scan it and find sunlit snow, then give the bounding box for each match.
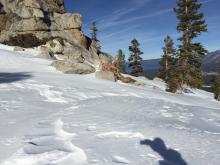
[0,44,219,165]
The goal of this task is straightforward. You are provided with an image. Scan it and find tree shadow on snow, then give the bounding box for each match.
[140,138,188,165]
[0,72,32,84]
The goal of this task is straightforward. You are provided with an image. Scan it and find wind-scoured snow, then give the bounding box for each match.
[0,44,220,165]
[1,119,87,165]
[96,132,145,139]
[112,156,130,164]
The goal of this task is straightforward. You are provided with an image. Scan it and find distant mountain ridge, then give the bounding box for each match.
[133,50,220,79]
[203,50,220,72]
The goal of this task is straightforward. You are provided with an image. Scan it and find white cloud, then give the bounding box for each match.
[98,8,172,31]
[201,0,215,4]
[84,0,152,29]
[101,25,140,39]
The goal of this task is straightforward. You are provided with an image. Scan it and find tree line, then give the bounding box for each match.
[90,0,220,101]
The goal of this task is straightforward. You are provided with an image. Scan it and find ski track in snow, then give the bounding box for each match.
[0,45,220,165]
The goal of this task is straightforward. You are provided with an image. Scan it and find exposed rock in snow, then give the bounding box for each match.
[13,46,24,52]
[52,60,96,74]
[95,71,117,82]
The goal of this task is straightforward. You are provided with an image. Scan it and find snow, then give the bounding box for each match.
[96,131,145,139]
[1,119,87,165]
[87,126,97,131]
[0,44,220,165]
[112,156,130,164]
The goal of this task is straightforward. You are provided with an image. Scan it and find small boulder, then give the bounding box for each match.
[153,77,165,82]
[134,81,145,87]
[14,46,24,52]
[95,71,117,82]
[39,46,56,59]
[118,76,136,84]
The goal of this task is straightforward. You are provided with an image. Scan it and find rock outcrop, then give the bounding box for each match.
[0,0,110,74]
[0,0,84,47]
[98,61,145,86]
[96,71,117,82]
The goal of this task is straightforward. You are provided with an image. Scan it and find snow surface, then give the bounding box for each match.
[0,44,220,165]
[2,119,87,165]
[112,156,130,164]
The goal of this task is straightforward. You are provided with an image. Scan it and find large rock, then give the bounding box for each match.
[0,0,112,75]
[13,5,44,18]
[22,0,41,8]
[10,18,49,32]
[51,40,102,74]
[43,0,65,13]
[0,0,86,47]
[95,71,117,82]
[98,62,142,85]
[1,33,48,48]
[50,29,87,47]
[52,60,95,74]
[1,0,64,14]
[52,13,82,30]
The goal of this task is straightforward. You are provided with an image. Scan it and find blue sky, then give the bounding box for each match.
[65,0,220,60]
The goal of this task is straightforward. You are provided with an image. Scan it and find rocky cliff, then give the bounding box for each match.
[0,0,86,47]
[0,0,108,74]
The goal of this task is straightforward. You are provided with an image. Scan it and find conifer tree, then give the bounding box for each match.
[90,22,101,54]
[159,36,176,82]
[171,0,207,91]
[115,49,126,73]
[212,75,220,101]
[128,38,144,77]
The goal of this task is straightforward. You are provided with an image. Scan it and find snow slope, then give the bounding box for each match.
[0,44,220,165]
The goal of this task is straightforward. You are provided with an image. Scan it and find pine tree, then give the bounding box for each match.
[212,75,220,101]
[115,49,126,73]
[159,36,176,82]
[90,22,101,54]
[128,38,144,77]
[172,0,207,91]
